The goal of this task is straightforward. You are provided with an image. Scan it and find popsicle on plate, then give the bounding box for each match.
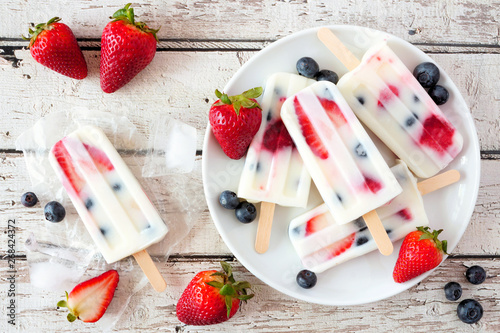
[289,161,459,273]
[281,80,402,225]
[238,72,315,207]
[49,125,168,291]
[318,28,463,178]
[238,72,315,253]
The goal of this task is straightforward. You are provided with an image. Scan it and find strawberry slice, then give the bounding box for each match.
[397,208,413,221]
[377,85,399,107]
[419,114,455,154]
[324,232,355,259]
[364,176,382,193]
[57,270,119,323]
[305,214,330,236]
[262,119,294,153]
[84,144,114,173]
[52,140,85,193]
[319,98,346,128]
[294,97,329,159]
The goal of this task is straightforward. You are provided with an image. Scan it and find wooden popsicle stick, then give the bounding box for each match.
[417,169,461,195]
[133,249,167,292]
[317,27,360,71]
[255,202,276,254]
[362,210,393,256]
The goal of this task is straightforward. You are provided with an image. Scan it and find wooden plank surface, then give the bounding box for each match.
[1,0,499,332]
[1,257,499,332]
[1,0,499,45]
[1,50,500,151]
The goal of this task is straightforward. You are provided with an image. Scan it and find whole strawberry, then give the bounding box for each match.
[176,261,254,326]
[57,270,119,323]
[23,17,87,79]
[393,226,448,283]
[209,87,263,159]
[100,3,159,93]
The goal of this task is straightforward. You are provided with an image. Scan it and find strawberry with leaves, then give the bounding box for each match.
[100,3,159,93]
[209,87,263,159]
[176,261,254,325]
[393,226,448,283]
[23,17,87,79]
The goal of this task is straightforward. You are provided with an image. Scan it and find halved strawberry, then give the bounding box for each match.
[320,98,346,128]
[52,140,85,193]
[294,96,329,159]
[325,232,355,259]
[305,214,330,236]
[57,270,119,323]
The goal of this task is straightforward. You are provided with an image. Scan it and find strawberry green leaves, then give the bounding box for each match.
[205,261,254,318]
[417,226,448,254]
[214,87,263,115]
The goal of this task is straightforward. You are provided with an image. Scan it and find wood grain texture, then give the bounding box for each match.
[0,257,499,332]
[1,50,500,151]
[1,0,500,45]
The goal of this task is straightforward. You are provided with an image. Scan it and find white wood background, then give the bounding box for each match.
[1,0,499,332]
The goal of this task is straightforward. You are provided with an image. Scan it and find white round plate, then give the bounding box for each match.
[202,25,480,305]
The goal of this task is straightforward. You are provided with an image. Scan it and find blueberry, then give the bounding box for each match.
[356,236,369,246]
[85,198,93,210]
[465,265,486,285]
[428,85,449,105]
[413,62,440,88]
[457,299,483,324]
[44,201,66,223]
[235,201,257,223]
[112,183,121,191]
[21,192,38,207]
[296,270,317,289]
[315,69,339,84]
[296,57,320,78]
[405,116,416,127]
[357,96,365,105]
[444,282,462,301]
[219,190,240,210]
[355,143,367,157]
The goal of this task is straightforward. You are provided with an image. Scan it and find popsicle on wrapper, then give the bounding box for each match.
[49,125,168,291]
[281,80,402,255]
[238,73,315,253]
[318,28,463,178]
[288,161,460,273]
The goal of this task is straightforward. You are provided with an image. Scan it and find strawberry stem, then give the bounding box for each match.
[22,17,62,47]
[205,261,254,318]
[213,87,263,116]
[111,3,160,41]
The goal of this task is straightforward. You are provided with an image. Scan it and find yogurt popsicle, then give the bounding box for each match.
[318,28,463,178]
[238,72,315,253]
[281,80,402,225]
[238,72,315,207]
[49,126,168,290]
[289,161,428,273]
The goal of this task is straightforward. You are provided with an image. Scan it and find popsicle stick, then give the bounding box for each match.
[417,169,461,196]
[255,202,276,254]
[133,250,167,292]
[317,27,360,71]
[362,210,393,256]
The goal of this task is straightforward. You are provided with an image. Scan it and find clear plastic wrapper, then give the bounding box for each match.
[15,109,202,330]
